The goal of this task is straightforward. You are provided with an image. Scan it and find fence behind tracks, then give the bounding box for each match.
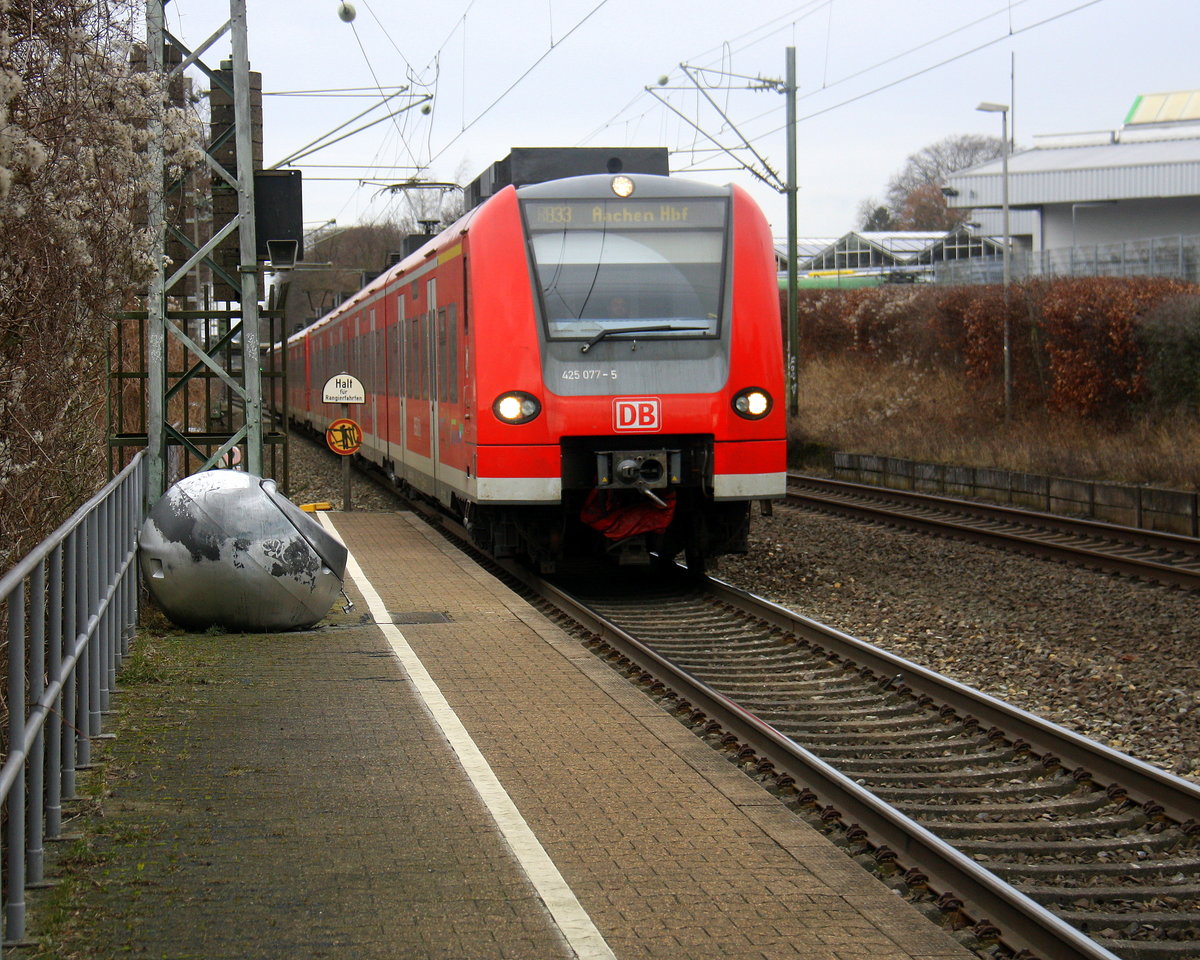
[0,453,145,952]
[834,452,1200,537]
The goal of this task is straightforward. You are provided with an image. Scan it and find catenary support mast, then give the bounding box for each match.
[143,0,262,502]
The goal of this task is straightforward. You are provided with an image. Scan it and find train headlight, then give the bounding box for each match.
[732,387,772,420]
[611,175,635,198]
[493,391,542,424]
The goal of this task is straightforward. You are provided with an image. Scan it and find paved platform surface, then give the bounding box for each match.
[34,510,976,960]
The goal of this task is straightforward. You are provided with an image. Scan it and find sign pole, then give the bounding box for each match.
[341,402,352,511]
[322,372,365,513]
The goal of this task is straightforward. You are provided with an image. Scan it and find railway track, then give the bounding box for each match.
[317,442,1200,958]
[501,563,1200,960]
[786,475,1200,591]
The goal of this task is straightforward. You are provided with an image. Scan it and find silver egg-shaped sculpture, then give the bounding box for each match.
[139,471,348,631]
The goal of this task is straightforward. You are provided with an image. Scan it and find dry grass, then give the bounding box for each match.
[791,355,1200,490]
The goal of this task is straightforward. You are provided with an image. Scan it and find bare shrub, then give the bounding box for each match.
[792,277,1200,419]
[1137,294,1200,411]
[790,278,1200,488]
[0,0,201,574]
[794,355,1200,489]
[792,355,993,457]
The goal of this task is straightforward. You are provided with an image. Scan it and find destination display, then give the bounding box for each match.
[524,198,727,231]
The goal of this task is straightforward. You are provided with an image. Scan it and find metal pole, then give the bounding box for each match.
[87,510,102,740]
[46,545,63,838]
[62,529,78,799]
[785,46,799,418]
[99,495,112,714]
[6,586,27,942]
[26,563,45,885]
[341,402,352,511]
[75,518,92,770]
[231,0,263,476]
[1000,109,1012,421]
[146,0,167,503]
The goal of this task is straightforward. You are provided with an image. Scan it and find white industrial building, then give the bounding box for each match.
[943,90,1200,281]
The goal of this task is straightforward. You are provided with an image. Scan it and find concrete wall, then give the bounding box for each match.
[833,453,1200,536]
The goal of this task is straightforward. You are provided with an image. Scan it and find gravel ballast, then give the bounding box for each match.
[719,505,1200,785]
[284,435,1200,785]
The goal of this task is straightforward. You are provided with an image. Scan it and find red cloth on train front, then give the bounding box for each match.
[580,489,676,540]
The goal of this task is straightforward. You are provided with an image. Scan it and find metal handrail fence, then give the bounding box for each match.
[932,232,1200,284]
[0,452,145,951]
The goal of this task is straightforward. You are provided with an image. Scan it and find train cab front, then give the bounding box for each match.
[517,172,786,573]
[560,432,758,572]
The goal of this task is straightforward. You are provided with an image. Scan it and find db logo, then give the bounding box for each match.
[613,397,661,432]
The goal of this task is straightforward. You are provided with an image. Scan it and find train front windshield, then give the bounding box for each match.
[523,196,728,342]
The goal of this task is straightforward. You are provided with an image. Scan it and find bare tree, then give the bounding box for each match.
[898,181,967,231]
[856,197,896,232]
[282,222,407,332]
[282,175,470,333]
[877,133,1004,230]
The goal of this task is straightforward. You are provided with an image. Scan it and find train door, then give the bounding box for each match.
[435,252,466,501]
[427,277,440,499]
[404,284,428,483]
[368,308,379,452]
[388,294,404,479]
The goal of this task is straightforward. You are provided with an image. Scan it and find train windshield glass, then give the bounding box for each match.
[523,197,728,340]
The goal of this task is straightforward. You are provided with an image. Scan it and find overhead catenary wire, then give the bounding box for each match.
[269,87,419,169]
[264,86,410,97]
[584,0,1107,180]
[725,0,1047,134]
[345,15,424,170]
[760,0,1107,134]
[190,0,1117,235]
[425,0,614,168]
[580,0,827,147]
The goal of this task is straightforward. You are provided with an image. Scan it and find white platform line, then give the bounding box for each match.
[320,515,616,960]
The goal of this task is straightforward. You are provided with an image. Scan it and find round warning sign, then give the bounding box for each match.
[326,418,362,456]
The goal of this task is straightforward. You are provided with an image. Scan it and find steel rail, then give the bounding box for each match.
[369,459,1195,960]
[790,474,1200,553]
[359,456,1200,824]
[703,577,1200,826]
[787,475,1200,590]
[497,560,1124,960]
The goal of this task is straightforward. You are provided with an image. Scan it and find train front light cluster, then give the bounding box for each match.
[493,391,541,424]
[732,387,772,420]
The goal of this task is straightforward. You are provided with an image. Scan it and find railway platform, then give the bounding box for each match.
[33,509,975,960]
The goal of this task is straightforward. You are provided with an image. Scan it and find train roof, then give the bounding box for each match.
[280,172,737,348]
[282,201,488,346]
[516,172,732,201]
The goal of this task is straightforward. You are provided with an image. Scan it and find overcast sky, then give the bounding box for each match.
[164,0,1199,238]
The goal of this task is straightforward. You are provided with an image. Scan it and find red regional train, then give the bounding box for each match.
[281,171,786,572]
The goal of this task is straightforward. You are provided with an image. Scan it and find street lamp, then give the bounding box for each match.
[977,101,1011,420]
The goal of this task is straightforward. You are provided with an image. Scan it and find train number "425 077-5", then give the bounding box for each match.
[561,369,618,380]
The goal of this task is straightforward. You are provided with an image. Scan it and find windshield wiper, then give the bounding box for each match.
[580,323,710,353]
